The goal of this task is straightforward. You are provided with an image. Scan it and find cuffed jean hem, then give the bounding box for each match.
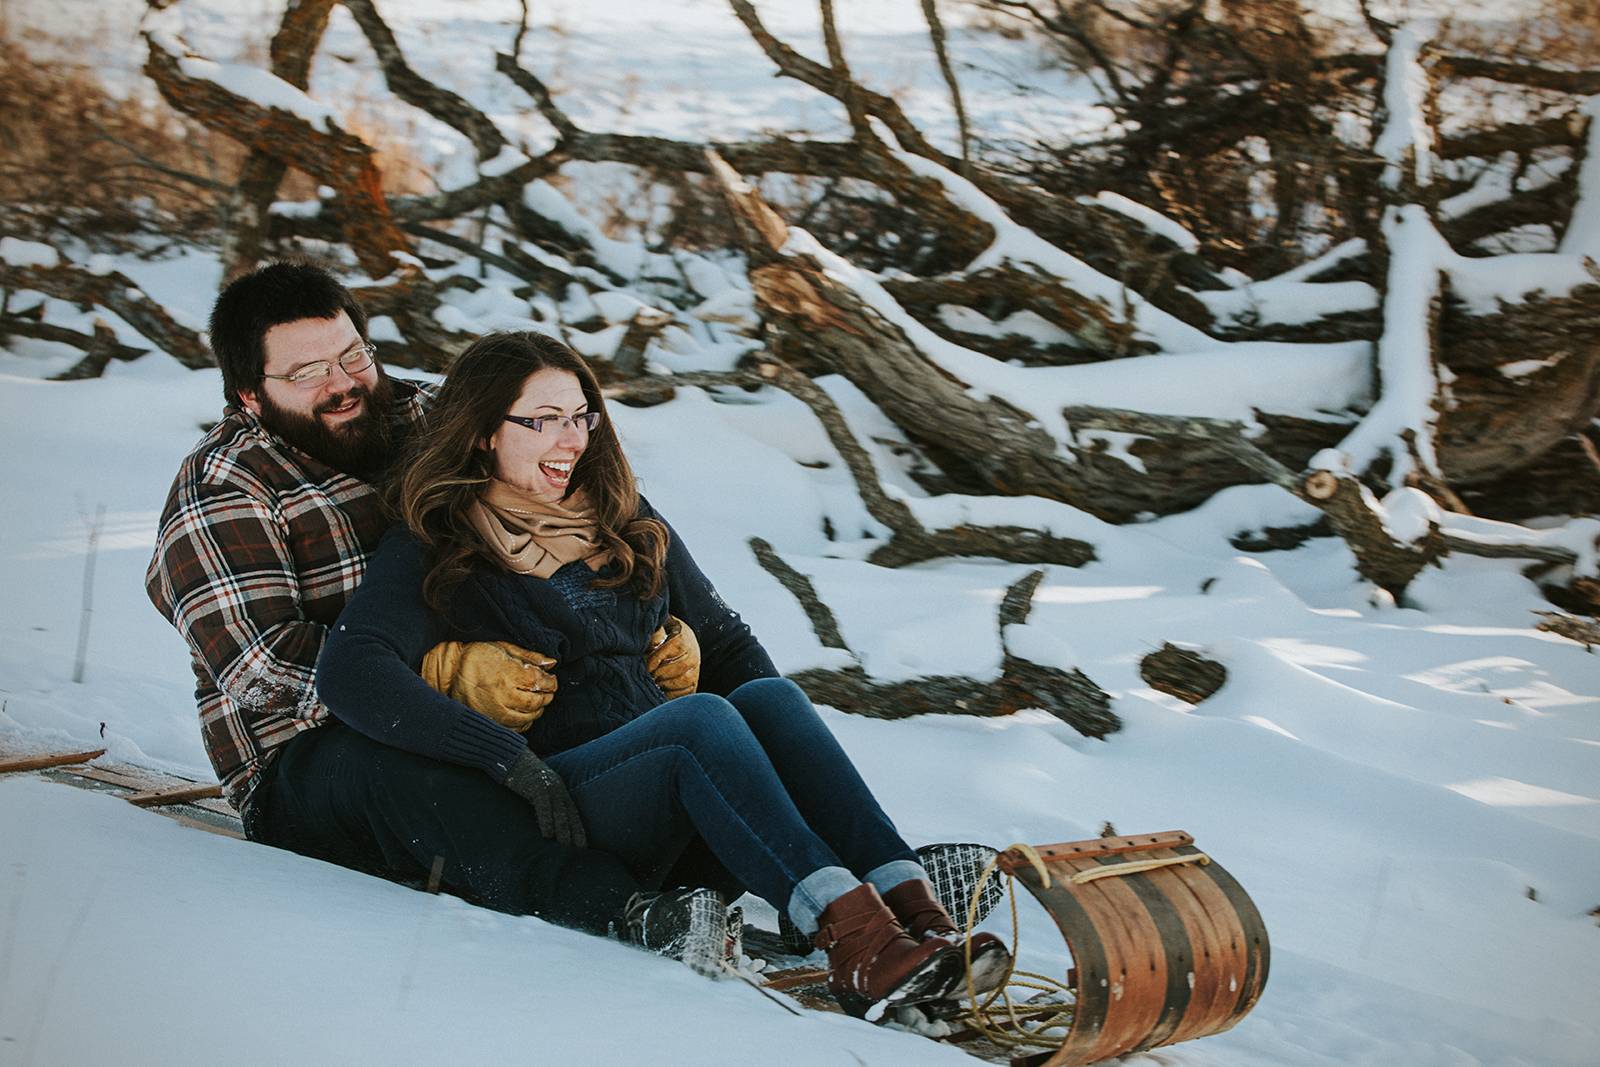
[863,859,930,898]
[787,865,861,936]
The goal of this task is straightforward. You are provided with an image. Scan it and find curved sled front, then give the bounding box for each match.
[1001,831,1269,1067]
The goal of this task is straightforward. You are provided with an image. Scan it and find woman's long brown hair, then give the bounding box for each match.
[393,330,668,611]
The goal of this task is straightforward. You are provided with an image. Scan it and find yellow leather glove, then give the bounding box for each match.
[647,615,700,700]
[420,640,557,733]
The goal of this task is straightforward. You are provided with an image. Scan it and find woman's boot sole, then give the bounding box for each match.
[834,944,965,1021]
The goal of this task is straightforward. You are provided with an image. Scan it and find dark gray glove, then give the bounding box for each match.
[504,751,587,848]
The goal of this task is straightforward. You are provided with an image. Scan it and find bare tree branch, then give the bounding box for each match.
[920,0,970,168]
[144,31,413,278]
[1436,56,1600,94]
[225,0,337,278]
[750,537,1119,736]
[341,0,508,161]
[0,248,210,368]
[818,0,873,140]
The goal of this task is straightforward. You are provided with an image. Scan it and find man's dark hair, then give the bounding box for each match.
[209,259,369,408]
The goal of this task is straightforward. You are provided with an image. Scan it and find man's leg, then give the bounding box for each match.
[250,722,639,934]
[723,677,925,892]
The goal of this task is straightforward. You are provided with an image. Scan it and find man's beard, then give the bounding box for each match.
[257,371,397,481]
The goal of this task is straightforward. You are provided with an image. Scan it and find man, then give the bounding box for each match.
[146,260,644,933]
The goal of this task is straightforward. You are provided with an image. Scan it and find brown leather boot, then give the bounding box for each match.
[882,878,1012,996]
[812,883,962,1020]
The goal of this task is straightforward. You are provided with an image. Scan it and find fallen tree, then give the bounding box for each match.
[6,0,1598,725]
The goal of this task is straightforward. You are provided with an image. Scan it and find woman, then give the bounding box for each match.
[316,331,1007,1018]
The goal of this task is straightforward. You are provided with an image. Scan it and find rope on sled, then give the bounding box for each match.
[1069,852,1208,885]
[953,842,1077,1051]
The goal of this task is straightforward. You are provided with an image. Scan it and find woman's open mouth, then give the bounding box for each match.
[539,459,573,489]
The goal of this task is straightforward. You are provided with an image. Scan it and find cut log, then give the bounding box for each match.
[1302,469,1447,594]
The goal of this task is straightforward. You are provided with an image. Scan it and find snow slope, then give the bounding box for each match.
[2,349,1597,1066]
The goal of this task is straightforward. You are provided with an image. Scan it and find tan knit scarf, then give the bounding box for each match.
[468,478,611,577]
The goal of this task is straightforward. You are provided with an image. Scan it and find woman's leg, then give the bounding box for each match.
[724,677,926,895]
[543,693,858,934]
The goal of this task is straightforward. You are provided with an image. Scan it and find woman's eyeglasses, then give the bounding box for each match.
[503,412,602,434]
[261,343,378,388]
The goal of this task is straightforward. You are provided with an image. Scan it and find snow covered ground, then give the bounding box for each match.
[4,343,1598,1067]
[3,1,1599,1064]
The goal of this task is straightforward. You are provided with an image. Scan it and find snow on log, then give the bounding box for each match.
[705,150,1369,520]
[142,23,412,278]
[1375,24,1438,197]
[1333,205,1448,487]
[882,132,1215,353]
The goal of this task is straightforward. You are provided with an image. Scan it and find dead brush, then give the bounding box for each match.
[0,32,251,243]
[0,27,437,250]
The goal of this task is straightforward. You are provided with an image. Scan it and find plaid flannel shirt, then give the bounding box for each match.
[145,379,433,815]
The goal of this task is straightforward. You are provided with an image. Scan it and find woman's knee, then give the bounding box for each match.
[729,676,809,714]
[728,677,819,736]
[651,693,759,758]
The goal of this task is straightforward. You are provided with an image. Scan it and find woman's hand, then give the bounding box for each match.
[647,615,701,699]
[421,640,558,732]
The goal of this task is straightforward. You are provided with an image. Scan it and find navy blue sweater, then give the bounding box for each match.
[315,498,778,782]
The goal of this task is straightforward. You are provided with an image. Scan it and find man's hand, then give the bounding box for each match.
[421,640,557,733]
[503,751,587,847]
[647,615,701,700]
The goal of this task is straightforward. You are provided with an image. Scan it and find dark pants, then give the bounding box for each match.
[546,677,919,921]
[249,721,640,934]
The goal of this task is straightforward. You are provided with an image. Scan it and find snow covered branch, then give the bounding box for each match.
[0,239,210,369]
[142,25,413,278]
[749,537,1118,736]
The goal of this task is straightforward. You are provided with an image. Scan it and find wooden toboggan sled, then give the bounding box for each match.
[759,832,1269,1065]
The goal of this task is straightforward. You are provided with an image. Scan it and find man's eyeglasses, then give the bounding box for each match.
[503,412,601,434]
[261,343,378,388]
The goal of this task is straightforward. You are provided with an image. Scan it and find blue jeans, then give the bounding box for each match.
[545,677,925,933]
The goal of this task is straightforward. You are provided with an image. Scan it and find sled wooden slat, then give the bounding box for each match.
[63,765,236,817]
[125,782,225,807]
[759,966,829,992]
[1001,832,1268,1067]
[0,748,107,774]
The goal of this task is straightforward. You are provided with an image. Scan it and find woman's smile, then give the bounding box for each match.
[489,366,592,502]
